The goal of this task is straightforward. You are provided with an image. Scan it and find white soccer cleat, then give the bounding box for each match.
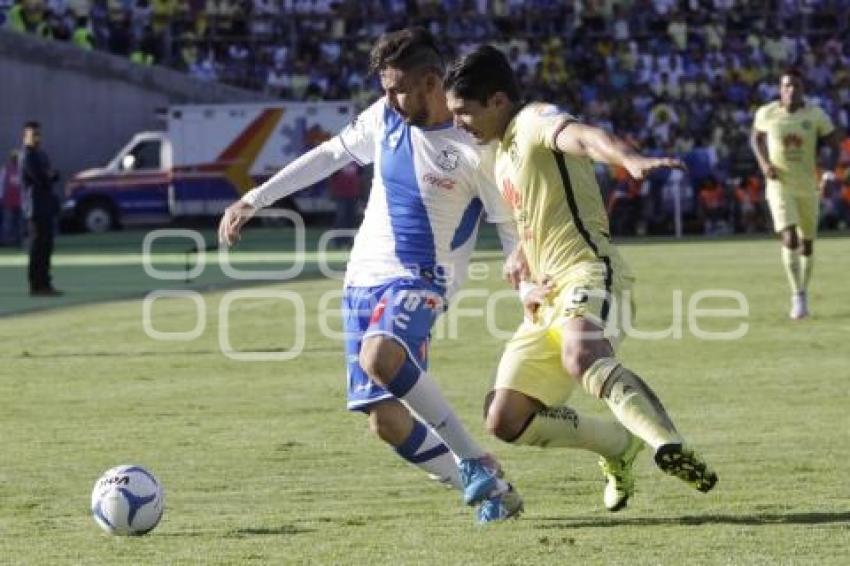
[790,292,809,320]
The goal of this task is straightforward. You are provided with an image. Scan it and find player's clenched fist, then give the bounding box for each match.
[218,200,256,246]
[519,277,554,322]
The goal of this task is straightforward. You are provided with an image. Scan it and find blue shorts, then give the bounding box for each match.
[342,277,446,412]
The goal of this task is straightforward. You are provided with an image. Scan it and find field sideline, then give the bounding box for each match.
[1,230,849,564]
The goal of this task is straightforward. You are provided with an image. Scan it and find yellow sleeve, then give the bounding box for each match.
[517,103,577,151]
[816,107,835,138]
[753,105,768,132]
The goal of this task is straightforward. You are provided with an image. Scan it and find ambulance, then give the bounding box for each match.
[63,101,357,232]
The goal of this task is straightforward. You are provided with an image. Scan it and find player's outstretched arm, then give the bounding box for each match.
[217,137,357,246]
[554,122,685,180]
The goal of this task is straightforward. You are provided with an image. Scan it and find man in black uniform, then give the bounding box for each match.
[21,121,62,296]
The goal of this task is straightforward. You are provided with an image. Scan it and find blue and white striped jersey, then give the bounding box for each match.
[338,98,511,299]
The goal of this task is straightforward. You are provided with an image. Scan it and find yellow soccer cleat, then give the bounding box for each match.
[599,433,645,512]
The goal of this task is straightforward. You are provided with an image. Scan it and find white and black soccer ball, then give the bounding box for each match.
[91,465,164,536]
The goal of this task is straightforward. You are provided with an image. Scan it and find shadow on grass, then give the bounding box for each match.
[534,511,850,528]
[226,524,314,537]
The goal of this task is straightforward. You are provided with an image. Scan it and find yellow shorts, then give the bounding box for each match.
[493,261,635,407]
[766,184,819,240]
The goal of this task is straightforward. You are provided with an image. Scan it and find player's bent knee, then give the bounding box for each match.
[485,410,523,442]
[359,336,406,385]
[485,390,539,443]
[562,346,602,381]
[781,228,798,250]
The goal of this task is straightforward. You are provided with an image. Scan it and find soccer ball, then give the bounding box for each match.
[91,465,164,536]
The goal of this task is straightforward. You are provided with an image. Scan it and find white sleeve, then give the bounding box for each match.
[241,99,384,209]
[495,221,519,256]
[335,98,384,166]
[241,138,354,209]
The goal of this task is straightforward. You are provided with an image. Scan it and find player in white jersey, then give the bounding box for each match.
[218,28,522,523]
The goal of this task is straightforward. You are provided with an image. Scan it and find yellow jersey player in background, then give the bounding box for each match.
[750,69,840,319]
[445,45,717,513]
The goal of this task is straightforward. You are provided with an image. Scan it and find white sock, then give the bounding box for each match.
[394,419,462,489]
[386,361,485,460]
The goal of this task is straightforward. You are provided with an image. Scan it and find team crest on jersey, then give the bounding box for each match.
[437,147,460,171]
[508,140,520,164]
[801,120,812,130]
[782,133,804,148]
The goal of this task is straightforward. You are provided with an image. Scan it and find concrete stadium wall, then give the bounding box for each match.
[0,29,270,183]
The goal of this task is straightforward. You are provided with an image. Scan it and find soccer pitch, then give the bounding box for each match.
[1,230,849,564]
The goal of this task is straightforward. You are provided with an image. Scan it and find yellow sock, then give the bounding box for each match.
[582,358,682,450]
[513,406,630,458]
[781,247,801,294]
[800,254,814,292]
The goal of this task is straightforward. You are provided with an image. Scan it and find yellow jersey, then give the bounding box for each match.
[494,102,631,288]
[753,101,834,194]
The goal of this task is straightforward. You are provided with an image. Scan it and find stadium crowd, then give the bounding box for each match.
[4,0,850,235]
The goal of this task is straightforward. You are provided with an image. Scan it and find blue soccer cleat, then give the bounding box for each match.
[459,454,502,505]
[476,484,524,524]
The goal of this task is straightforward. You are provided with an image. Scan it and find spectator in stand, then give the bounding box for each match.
[5,0,27,31]
[734,175,764,233]
[4,0,850,240]
[71,14,93,49]
[264,58,290,98]
[8,0,52,36]
[818,170,842,230]
[607,167,643,236]
[838,171,850,227]
[130,23,158,64]
[698,177,729,235]
[189,46,218,81]
[108,9,132,55]
[130,0,152,40]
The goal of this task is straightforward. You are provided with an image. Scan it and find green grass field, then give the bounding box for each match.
[1,229,849,565]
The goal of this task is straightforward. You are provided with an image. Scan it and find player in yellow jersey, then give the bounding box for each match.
[444,45,717,511]
[750,69,840,319]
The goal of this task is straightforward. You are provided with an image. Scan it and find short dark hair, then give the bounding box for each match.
[24,120,40,130]
[369,27,444,75]
[444,45,521,105]
[779,67,806,89]
[781,67,804,81]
